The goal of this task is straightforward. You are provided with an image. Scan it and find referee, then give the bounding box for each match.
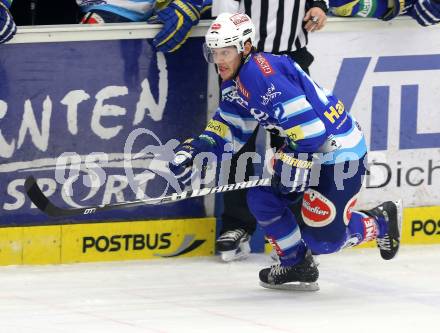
[213,0,328,261]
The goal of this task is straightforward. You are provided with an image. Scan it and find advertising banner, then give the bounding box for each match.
[0,37,209,226]
[308,25,440,208]
[0,217,215,265]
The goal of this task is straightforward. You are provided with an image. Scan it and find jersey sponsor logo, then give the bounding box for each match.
[285,125,305,142]
[222,86,248,107]
[254,54,274,76]
[229,13,250,26]
[301,189,336,227]
[205,119,229,138]
[236,76,250,100]
[261,83,281,106]
[343,195,358,226]
[323,100,345,124]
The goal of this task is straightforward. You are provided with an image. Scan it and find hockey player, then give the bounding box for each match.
[0,0,16,44]
[329,0,440,25]
[168,12,403,290]
[78,0,211,53]
[212,0,328,263]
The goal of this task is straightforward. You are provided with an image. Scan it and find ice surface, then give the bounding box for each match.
[0,245,439,333]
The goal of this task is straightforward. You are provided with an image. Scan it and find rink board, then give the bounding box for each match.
[0,207,439,266]
[0,218,215,265]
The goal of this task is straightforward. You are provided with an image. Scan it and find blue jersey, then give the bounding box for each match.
[201,52,367,165]
[77,0,157,21]
[77,0,211,22]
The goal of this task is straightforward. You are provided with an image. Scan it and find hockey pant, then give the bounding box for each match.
[247,154,379,266]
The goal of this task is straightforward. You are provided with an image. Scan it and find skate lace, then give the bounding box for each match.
[270,264,288,277]
[377,235,391,251]
[219,229,245,241]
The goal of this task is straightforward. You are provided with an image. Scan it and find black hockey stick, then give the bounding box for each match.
[24,176,270,218]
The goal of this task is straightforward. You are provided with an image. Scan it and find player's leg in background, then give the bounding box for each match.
[216,129,258,262]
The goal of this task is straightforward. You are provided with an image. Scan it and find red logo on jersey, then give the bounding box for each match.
[343,195,358,226]
[266,236,285,257]
[211,23,221,30]
[236,76,250,100]
[301,189,336,227]
[230,13,250,26]
[254,54,274,76]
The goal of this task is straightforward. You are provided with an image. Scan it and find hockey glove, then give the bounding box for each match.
[271,144,315,196]
[152,0,201,53]
[169,136,212,187]
[408,0,440,26]
[0,1,16,44]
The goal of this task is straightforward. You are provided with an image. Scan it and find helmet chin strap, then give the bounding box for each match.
[232,51,253,80]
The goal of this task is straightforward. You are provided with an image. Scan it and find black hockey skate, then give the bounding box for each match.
[364,200,403,260]
[259,251,319,291]
[216,228,251,262]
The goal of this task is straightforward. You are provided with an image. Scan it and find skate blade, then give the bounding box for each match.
[259,281,319,292]
[219,240,251,262]
[220,250,250,262]
[394,199,403,237]
[388,199,403,260]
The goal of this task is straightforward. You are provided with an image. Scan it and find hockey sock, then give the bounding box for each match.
[347,211,385,245]
[258,207,307,266]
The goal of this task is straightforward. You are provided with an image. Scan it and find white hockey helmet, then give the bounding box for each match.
[205,12,255,54]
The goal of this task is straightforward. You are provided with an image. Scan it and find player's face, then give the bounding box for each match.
[211,47,241,80]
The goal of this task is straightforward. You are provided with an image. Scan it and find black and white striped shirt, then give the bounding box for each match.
[238,0,309,53]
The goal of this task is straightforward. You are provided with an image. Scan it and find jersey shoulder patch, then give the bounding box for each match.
[252,53,276,77]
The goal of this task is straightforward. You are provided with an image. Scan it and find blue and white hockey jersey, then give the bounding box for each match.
[77,0,212,22]
[77,0,157,21]
[200,52,367,165]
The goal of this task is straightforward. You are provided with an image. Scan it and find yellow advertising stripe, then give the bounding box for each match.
[0,218,215,266]
[62,218,215,263]
[23,225,62,264]
[401,206,440,244]
[0,227,23,265]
